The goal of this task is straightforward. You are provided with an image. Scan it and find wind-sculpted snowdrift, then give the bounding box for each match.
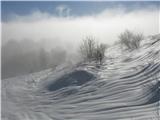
[2,34,160,120]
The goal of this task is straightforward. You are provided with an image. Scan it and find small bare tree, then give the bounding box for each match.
[119,30,144,50]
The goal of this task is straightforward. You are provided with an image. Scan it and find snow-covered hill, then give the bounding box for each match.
[2,35,160,120]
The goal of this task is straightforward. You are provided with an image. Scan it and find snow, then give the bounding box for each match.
[2,34,160,120]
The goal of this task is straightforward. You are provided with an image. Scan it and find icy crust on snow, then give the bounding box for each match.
[2,34,160,120]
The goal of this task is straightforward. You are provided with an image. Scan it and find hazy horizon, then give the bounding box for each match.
[2,1,159,48]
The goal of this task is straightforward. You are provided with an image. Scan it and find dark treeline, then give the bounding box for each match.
[2,40,67,79]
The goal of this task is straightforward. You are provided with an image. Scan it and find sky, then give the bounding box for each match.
[1,1,160,49]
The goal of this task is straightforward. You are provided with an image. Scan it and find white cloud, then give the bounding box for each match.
[2,7,159,52]
[55,5,71,17]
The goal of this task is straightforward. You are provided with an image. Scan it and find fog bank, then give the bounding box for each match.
[2,7,159,48]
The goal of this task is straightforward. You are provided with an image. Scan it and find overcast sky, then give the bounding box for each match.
[2,1,160,48]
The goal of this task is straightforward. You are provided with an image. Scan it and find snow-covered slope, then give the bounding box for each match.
[2,35,160,120]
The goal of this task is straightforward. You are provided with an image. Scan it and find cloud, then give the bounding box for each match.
[2,7,159,52]
[55,5,71,17]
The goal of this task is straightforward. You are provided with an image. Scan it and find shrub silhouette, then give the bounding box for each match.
[119,30,144,50]
[94,43,107,64]
[79,36,107,64]
[80,36,96,61]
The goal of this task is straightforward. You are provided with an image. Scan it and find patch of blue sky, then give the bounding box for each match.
[1,1,159,22]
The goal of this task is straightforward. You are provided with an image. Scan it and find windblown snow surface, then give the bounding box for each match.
[2,35,160,120]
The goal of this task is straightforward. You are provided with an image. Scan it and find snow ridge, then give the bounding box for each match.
[2,35,160,120]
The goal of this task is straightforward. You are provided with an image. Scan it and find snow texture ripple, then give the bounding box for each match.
[2,35,160,120]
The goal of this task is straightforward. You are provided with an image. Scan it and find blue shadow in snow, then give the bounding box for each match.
[47,70,95,91]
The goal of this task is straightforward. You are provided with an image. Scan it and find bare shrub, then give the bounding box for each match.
[94,43,107,64]
[79,36,107,64]
[80,36,96,61]
[119,30,144,50]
